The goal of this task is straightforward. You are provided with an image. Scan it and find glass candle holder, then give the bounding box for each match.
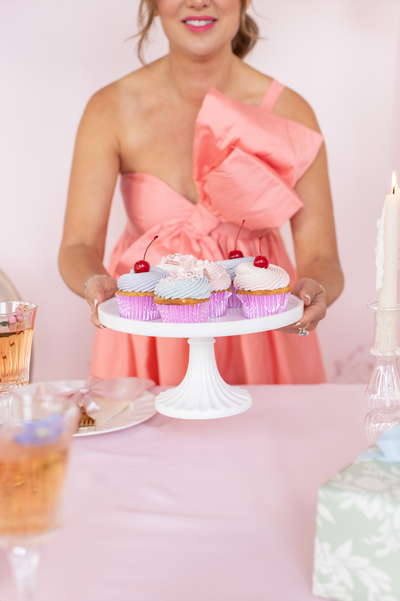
[364,302,400,443]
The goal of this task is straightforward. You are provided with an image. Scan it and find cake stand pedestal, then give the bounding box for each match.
[99,296,303,420]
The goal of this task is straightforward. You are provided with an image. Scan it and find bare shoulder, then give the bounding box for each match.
[274,86,321,133]
[233,60,273,106]
[81,62,161,128]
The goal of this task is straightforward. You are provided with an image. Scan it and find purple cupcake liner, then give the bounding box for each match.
[209,291,231,318]
[239,292,291,319]
[157,301,210,323]
[116,294,159,321]
[228,284,242,308]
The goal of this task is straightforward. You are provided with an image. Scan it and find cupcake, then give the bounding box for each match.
[116,266,169,321]
[194,260,231,318]
[157,254,198,275]
[154,271,211,323]
[218,256,253,308]
[234,261,292,319]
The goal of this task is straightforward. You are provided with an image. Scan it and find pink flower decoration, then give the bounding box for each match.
[8,315,17,325]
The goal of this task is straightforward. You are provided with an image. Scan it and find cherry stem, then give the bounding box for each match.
[234,220,245,250]
[143,236,159,261]
[259,235,265,256]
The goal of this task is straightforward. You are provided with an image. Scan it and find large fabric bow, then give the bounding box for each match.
[35,376,155,416]
[114,87,324,277]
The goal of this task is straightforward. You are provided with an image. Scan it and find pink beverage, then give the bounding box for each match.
[0,430,69,540]
[0,395,79,600]
[0,302,37,391]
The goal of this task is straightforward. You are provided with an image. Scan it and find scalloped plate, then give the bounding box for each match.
[14,380,156,437]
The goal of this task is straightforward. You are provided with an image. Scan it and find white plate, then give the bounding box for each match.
[98,295,303,338]
[15,380,156,437]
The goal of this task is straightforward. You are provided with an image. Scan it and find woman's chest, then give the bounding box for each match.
[119,102,201,204]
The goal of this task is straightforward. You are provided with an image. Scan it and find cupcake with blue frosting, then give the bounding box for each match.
[218,256,253,308]
[116,266,169,321]
[154,270,211,323]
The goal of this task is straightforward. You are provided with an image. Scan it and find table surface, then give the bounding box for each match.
[0,384,368,601]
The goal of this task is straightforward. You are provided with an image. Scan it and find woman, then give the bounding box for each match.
[59,0,344,386]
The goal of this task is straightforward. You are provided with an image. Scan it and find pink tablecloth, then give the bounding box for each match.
[0,384,367,601]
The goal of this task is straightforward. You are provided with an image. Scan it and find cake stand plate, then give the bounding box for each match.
[99,296,303,420]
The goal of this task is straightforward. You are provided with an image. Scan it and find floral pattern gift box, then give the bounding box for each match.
[312,426,400,601]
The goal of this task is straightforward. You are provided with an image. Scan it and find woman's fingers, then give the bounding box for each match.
[91,298,103,329]
[277,278,326,334]
[85,275,118,329]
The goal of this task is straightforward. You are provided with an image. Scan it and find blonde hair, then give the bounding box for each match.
[136,0,259,64]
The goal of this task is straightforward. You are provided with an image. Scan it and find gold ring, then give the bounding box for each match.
[298,323,310,337]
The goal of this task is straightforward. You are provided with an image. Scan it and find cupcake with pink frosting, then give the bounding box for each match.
[157,254,198,275]
[234,261,292,319]
[194,260,231,318]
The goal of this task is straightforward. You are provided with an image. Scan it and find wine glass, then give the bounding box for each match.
[0,301,37,423]
[0,393,79,600]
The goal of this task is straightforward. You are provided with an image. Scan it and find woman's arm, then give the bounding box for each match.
[59,87,120,327]
[275,89,344,333]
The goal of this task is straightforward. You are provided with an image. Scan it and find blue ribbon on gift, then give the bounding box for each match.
[359,424,400,462]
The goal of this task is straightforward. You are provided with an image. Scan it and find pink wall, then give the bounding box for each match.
[1,1,399,383]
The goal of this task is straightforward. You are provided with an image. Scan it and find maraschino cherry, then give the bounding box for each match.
[228,220,245,259]
[134,236,159,273]
[254,236,269,269]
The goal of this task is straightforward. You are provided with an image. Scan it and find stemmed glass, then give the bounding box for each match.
[0,394,79,600]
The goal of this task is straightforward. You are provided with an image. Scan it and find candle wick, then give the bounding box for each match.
[393,187,396,195]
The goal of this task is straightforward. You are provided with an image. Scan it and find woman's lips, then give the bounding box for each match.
[182,17,217,33]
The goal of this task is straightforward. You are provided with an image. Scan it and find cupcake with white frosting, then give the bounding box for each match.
[234,262,292,319]
[154,271,211,323]
[194,260,231,317]
[116,266,169,321]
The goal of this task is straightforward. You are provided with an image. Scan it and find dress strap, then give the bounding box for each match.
[260,80,285,112]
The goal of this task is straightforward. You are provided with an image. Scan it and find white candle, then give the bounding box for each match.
[376,172,400,308]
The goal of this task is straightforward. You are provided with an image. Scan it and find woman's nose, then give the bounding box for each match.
[185,0,211,9]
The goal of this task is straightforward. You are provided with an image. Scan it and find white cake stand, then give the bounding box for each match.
[99,296,303,420]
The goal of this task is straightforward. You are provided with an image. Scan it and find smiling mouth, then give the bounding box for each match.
[183,19,216,27]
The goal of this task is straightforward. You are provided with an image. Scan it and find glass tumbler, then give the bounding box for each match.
[0,301,37,392]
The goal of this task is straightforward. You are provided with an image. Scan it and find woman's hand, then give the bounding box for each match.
[84,275,118,328]
[278,278,326,335]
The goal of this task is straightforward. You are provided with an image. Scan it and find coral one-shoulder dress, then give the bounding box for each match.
[91,81,326,385]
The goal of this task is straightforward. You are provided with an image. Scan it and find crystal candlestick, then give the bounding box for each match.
[364,302,400,443]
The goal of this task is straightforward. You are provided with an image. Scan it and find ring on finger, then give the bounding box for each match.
[298,323,310,337]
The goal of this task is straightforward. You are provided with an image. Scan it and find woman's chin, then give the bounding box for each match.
[173,39,232,60]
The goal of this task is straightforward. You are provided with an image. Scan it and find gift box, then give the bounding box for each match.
[313,427,400,601]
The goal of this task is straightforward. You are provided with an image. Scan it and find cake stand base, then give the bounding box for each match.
[155,337,252,420]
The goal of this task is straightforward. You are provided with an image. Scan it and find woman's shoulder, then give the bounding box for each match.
[274,86,321,133]
[82,63,161,123]
[236,63,321,133]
